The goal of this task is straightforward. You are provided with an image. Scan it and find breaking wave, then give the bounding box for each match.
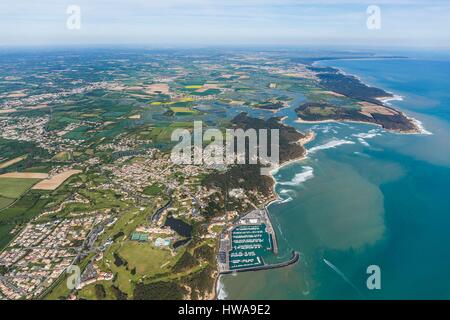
[377,94,404,106]
[276,188,296,204]
[352,129,381,139]
[278,166,314,186]
[308,139,355,154]
[357,138,370,147]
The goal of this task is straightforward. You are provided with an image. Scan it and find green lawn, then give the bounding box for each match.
[118,242,172,276]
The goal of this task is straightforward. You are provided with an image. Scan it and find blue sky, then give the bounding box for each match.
[1,0,450,48]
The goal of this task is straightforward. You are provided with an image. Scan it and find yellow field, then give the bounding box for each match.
[32,169,82,190]
[0,172,48,179]
[52,151,72,161]
[81,113,99,117]
[178,97,195,102]
[0,109,16,114]
[169,107,196,114]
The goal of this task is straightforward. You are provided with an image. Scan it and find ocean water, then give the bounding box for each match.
[220,55,450,299]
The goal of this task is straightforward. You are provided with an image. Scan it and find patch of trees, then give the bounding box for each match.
[193,244,215,264]
[316,72,391,104]
[182,266,215,300]
[201,199,224,218]
[0,265,8,275]
[231,112,306,163]
[203,163,273,197]
[94,284,106,300]
[172,251,198,273]
[253,101,285,110]
[133,281,185,300]
[200,113,309,213]
[307,66,339,73]
[111,285,128,300]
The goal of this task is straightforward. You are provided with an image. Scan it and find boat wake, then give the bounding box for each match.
[323,258,364,298]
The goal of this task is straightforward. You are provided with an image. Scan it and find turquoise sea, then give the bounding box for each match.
[220,55,450,299]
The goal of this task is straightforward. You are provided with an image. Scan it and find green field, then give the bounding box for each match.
[145,127,175,142]
[169,106,197,115]
[0,178,40,199]
[143,183,164,196]
[0,192,49,250]
[0,196,14,209]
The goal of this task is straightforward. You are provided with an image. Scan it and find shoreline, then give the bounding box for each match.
[214,57,433,301]
[268,130,315,186]
[213,130,315,300]
[311,59,431,135]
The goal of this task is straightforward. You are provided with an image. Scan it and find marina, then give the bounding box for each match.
[218,208,297,274]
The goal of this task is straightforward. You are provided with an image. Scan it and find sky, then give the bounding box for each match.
[1,0,450,48]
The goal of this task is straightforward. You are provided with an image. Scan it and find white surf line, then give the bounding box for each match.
[408,117,433,135]
[216,275,228,300]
